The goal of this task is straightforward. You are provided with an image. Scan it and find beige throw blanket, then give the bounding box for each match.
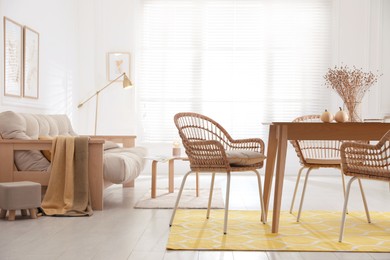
[41,136,93,216]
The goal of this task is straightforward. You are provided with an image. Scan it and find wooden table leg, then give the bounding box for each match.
[151,160,158,198]
[263,124,278,222]
[272,125,288,233]
[168,159,175,193]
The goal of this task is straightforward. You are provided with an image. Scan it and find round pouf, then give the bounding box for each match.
[0,181,41,221]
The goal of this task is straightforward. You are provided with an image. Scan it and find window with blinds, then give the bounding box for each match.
[137,0,333,142]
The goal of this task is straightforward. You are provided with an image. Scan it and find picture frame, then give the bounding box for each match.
[3,17,23,97]
[23,26,39,99]
[107,52,130,81]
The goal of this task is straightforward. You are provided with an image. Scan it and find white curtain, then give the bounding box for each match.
[137,0,333,142]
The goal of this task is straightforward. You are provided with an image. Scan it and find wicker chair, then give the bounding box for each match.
[338,130,390,242]
[289,115,348,221]
[169,112,266,234]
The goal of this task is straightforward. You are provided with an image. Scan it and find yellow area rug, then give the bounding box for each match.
[167,210,390,251]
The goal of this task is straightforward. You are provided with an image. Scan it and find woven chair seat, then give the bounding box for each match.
[344,166,390,180]
[226,149,266,166]
[305,158,341,165]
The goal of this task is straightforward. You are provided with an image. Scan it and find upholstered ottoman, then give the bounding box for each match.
[0,181,41,221]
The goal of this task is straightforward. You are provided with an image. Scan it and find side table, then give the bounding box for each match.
[146,156,199,198]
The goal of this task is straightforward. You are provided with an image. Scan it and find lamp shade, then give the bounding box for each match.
[123,73,133,89]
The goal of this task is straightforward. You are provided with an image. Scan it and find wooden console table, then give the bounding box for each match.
[263,122,390,233]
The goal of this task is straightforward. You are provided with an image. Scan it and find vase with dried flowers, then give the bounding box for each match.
[324,65,381,122]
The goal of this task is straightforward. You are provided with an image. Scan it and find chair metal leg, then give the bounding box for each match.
[207,172,216,219]
[358,179,371,223]
[223,172,231,235]
[290,166,307,213]
[340,170,347,197]
[340,169,349,214]
[254,170,266,224]
[339,176,357,242]
[297,167,314,222]
[196,172,200,197]
[169,170,193,227]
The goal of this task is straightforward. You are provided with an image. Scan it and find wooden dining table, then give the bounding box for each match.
[263,121,390,233]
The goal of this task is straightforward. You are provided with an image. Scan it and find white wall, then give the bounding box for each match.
[1,0,389,176]
[332,0,389,119]
[76,0,137,135]
[0,0,80,122]
[380,0,390,115]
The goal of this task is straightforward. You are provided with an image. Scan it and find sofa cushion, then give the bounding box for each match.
[0,111,31,140]
[103,140,120,150]
[15,150,51,171]
[103,147,147,184]
[0,111,76,171]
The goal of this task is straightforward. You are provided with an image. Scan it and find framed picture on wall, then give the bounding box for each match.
[23,26,39,99]
[3,17,23,97]
[107,52,130,81]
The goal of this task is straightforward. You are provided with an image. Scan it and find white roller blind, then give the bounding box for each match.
[137,0,332,142]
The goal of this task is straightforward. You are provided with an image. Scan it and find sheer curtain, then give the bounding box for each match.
[136,0,333,142]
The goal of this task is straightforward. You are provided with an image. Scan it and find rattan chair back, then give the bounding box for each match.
[341,130,390,181]
[174,112,265,172]
[290,115,342,167]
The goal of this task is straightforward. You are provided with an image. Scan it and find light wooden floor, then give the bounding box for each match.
[1,171,390,260]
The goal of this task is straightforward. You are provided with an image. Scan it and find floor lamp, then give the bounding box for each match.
[77,72,133,135]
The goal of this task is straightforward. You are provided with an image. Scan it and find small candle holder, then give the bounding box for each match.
[172,147,181,157]
[172,141,181,157]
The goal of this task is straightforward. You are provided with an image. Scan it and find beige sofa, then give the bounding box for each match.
[0,111,147,210]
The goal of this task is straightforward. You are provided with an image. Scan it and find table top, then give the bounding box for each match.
[268,122,390,140]
[271,121,389,125]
